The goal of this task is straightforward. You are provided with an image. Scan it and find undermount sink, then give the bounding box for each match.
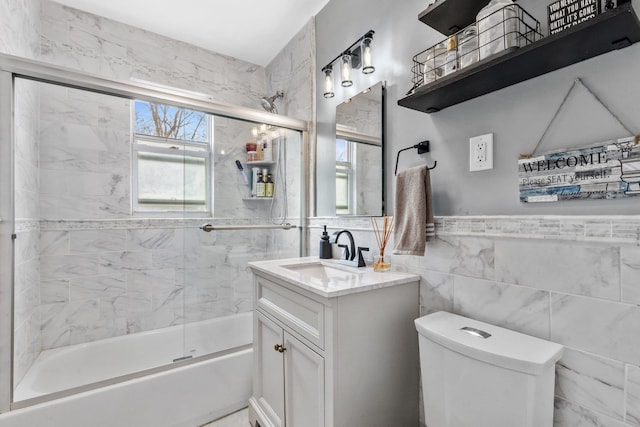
[281,261,363,282]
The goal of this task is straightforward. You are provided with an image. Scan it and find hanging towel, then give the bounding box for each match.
[393,165,435,255]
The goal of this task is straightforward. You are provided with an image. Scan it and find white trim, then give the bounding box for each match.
[336,127,381,146]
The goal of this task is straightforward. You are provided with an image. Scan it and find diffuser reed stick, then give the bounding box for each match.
[370,216,393,272]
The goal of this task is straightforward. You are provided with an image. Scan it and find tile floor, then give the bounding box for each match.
[201,408,249,427]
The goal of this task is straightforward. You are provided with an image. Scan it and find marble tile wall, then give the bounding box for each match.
[32,87,303,348]
[37,223,287,349]
[4,1,306,354]
[39,82,131,220]
[213,120,302,221]
[266,19,315,122]
[40,0,268,109]
[0,0,41,59]
[310,215,640,426]
[12,224,40,386]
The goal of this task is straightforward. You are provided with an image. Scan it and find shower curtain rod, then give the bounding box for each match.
[200,223,295,232]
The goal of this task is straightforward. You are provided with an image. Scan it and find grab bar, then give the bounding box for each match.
[200,223,295,232]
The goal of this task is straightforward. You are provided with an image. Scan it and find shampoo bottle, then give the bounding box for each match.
[265,173,274,198]
[261,134,272,162]
[319,225,332,259]
[256,171,265,197]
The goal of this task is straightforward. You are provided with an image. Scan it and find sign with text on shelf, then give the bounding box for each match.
[547,0,630,35]
[548,0,600,35]
[518,136,640,203]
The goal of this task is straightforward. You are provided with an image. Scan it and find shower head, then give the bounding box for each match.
[261,91,284,114]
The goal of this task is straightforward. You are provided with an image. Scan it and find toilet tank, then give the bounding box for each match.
[415,312,563,427]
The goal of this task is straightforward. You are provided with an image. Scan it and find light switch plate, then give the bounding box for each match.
[469,133,493,171]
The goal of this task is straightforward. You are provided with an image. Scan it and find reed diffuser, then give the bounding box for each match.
[371,216,393,272]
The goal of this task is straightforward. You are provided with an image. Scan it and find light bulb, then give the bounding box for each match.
[341,54,353,87]
[323,67,334,98]
[362,36,374,74]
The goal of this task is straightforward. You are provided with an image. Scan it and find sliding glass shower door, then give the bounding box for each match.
[11,76,303,405]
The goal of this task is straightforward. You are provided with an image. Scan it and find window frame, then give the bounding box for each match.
[131,102,213,216]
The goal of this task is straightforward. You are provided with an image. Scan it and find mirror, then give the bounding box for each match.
[335,81,384,216]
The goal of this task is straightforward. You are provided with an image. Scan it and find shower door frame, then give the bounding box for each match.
[0,52,310,413]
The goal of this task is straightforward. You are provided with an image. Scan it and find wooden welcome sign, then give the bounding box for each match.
[518,136,640,202]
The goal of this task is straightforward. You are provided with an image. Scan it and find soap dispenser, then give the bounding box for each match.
[319,226,332,259]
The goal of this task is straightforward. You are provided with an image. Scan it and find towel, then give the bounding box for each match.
[393,165,435,255]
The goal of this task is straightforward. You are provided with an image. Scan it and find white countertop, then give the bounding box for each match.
[248,256,420,298]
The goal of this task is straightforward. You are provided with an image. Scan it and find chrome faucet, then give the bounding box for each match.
[330,230,369,267]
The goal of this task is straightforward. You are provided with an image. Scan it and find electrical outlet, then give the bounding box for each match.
[469,133,493,171]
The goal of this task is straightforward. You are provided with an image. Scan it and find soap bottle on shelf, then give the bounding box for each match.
[255,170,265,197]
[444,35,458,76]
[261,134,272,162]
[251,167,260,197]
[319,225,332,259]
[265,173,274,198]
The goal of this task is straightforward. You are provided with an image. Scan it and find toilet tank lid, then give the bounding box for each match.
[415,311,563,375]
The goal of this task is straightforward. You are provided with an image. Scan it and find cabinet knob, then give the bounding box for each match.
[274,344,287,353]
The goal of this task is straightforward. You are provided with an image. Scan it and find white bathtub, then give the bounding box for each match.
[4,312,253,427]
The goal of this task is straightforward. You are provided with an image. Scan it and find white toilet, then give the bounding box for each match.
[415,311,563,427]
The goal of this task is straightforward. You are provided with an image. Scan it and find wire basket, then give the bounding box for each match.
[409,4,544,94]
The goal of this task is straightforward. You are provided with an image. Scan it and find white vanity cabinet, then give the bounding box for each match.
[254,310,325,427]
[248,258,420,427]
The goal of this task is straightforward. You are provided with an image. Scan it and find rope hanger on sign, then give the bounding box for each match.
[519,78,639,159]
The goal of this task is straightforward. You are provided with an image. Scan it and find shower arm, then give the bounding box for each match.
[200,223,295,232]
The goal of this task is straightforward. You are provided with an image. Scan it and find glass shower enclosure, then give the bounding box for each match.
[3,59,307,407]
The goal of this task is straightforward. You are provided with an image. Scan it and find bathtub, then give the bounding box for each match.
[4,312,253,427]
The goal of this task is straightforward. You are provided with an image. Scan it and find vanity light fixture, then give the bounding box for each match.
[323,66,335,98]
[321,30,375,97]
[362,34,374,74]
[340,54,353,87]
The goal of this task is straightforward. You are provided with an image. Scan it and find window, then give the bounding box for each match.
[133,100,212,214]
[336,138,354,215]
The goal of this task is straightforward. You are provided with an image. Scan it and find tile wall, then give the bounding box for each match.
[8,0,309,386]
[266,19,315,123]
[40,1,267,108]
[31,80,303,351]
[310,215,640,427]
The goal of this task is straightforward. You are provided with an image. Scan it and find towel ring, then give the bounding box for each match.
[394,141,437,175]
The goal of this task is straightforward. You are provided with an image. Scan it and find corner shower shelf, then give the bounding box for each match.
[245,160,275,166]
[399,3,640,114]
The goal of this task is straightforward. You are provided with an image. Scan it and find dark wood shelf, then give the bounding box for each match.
[418,0,490,35]
[400,3,640,114]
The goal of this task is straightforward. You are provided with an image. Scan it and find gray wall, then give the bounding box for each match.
[316,0,640,216]
[315,1,640,426]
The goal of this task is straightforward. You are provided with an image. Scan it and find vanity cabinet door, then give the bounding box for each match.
[255,311,285,427]
[283,332,325,427]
